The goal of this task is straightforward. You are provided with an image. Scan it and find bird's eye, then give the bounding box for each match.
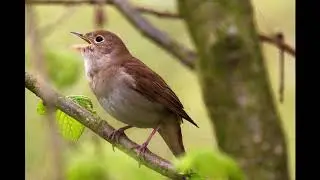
[95,35,104,43]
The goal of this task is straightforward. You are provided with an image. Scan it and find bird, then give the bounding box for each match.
[70,30,198,158]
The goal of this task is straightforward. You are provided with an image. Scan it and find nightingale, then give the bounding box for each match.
[71,30,198,158]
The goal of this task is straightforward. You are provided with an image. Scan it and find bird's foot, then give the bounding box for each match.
[132,142,150,167]
[136,142,149,156]
[108,128,126,151]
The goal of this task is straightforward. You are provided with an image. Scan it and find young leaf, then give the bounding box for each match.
[68,95,95,114]
[36,100,47,115]
[36,95,96,141]
[56,109,86,141]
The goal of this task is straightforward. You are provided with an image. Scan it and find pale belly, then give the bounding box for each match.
[98,85,166,128]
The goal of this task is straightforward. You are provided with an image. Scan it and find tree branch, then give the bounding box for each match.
[259,34,295,57]
[25,0,180,18]
[133,6,180,18]
[25,0,295,66]
[25,71,184,180]
[26,0,197,69]
[110,0,197,69]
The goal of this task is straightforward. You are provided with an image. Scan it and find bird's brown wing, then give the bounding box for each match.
[123,58,198,127]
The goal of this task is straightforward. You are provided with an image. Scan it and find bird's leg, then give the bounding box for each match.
[133,125,160,161]
[108,125,133,151]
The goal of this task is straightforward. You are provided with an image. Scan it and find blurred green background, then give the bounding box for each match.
[25,0,295,179]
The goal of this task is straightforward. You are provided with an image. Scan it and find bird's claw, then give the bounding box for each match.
[131,142,150,167]
[108,129,126,151]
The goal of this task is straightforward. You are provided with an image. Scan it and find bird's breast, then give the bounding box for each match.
[96,71,166,128]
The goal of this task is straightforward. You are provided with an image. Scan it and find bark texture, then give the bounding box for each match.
[178,0,289,179]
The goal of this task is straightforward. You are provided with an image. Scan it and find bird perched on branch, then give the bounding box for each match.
[71,30,198,158]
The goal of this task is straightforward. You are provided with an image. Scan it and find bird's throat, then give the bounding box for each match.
[71,44,92,52]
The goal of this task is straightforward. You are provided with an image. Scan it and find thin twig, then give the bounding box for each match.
[26,0,196,69]
[25,71,185,180]
[25,0,295,67]
[137,7,180,18]
[275,33,285,103]
[93,0,105,28]
[25,0,180,18]
[259,34,295,57]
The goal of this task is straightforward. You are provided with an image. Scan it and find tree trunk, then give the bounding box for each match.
[178,1,290,180]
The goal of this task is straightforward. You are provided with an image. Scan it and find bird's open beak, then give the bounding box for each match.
[70,32,92,52]
[70,32,91,44]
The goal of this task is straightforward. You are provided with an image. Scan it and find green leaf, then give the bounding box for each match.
[55,109,85,141]
[68,95,96,114]
[36,95,96,141]
[36,100,47,115]
[174,149,246,180]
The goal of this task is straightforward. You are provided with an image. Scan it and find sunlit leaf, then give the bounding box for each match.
[36,100,47,115]
[55,110,85,141]
[36,95,96,141]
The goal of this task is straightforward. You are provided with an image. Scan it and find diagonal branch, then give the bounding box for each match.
[26,0,197,69]
[258,34,295,57]
[25,0,180,18]
[109,0,196,69]
[137,7,180,18]
[25,0,295,67]
[25,71,184,180]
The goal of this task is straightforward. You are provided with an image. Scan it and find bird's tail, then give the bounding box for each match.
[158,117,185,157]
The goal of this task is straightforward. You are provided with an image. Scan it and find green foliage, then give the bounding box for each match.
[55,110,85,141]
[67,161,108,180]
[66,143,109,180]
[174,149,245,180]
[66,153,109,180]
[36,102,47,115]
[66,141,162,180]
[36,95,96,141]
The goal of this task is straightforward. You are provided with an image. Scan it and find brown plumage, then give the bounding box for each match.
[71,30,198,157]
[123,58,198,127]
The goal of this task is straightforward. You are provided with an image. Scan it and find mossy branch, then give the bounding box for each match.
[25,71,185,180]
